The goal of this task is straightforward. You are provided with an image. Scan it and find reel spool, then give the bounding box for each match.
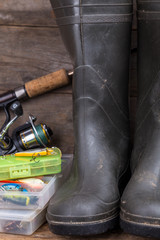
[12,115,53,152]
[0,100,53,155]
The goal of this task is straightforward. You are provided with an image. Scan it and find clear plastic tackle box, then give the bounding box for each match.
[0,154,73,210]
[0,206,47,235]
[0,148,62,181]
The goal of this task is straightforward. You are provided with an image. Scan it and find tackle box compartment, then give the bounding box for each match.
[0,147,61,180]
[0,154,73,210]
[0,206,47,235]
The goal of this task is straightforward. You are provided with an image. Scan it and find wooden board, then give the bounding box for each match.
[0,0,56,27]
[0,0,137,29]
[0,26,137,152]
[0,1,144,239]
[0,223,156,240]
[0,26,71,90]
[0,25,73,153]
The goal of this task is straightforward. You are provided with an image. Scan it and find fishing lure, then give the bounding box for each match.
[3,195,31,206]
[0,183,27,192]
[0,178,46,192]
[14,148,57,157]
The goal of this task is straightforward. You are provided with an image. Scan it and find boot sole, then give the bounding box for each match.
[120,210,160,238]
[47,214,119,236]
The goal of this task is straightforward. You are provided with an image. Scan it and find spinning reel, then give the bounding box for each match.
[0,100,52,156]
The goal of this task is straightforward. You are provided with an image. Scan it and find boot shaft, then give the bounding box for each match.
[51,0,133,178]
[51,0,133,119]
[131,1,160,171]
[51,0,133,66]
[120,3,160,236]
[137,0,160,105]
[52,0,133,24]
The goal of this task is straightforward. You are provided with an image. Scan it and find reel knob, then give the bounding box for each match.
[10,101,23,117]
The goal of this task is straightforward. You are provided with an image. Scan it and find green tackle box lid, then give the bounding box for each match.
[0,148,61,180]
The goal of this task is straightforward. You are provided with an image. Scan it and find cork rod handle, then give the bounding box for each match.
[25,69,70,98]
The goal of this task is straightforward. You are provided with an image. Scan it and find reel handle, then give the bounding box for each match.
[25,69,71,98]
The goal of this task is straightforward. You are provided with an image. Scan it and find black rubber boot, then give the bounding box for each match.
[47,0,133,236]
[120,1,160,238]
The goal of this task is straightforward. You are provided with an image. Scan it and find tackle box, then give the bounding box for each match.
[0,147,61,180]
[0,206,47,235]
[0,154,73,210]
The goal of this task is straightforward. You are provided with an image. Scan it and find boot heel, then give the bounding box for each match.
[47,214,119,236]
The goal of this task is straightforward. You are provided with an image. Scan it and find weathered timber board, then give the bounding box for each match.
[0,25,137,153]
[0,0,56,27]
[0,26,72,91]
[0,0,137,30]
[0,25,73,153]
[0,1,149,240]
[0,223,156,240]
[0,26,136,95]
[0,25,137,96]
[0,92,73,154]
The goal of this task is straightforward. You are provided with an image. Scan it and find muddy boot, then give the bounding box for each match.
[120,1,160,238]
[47,0,133,236]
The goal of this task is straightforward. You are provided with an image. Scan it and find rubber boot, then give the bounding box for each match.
[120,1,160,238]
[47,0,133,236]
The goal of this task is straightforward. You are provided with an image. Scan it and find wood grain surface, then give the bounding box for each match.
[0,0,137,29]
[0,223,156,240]
[0,0,56,26]
[0,25,73,153]
[0,1,142,240]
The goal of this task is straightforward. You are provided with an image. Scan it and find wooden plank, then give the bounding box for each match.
[0,20,137,153]
[0,92,74,154]
[21,93,74,154]
[0,0,56,27]
[0,2,147,240]
[0,223,156,240]
[0,0,136,29]
[0,26,72,93]
[0,25,136,95]
[0,24,137,154]
[0,26,73,153]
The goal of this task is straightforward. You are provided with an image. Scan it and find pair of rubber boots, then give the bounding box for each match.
[47,0,160,238]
